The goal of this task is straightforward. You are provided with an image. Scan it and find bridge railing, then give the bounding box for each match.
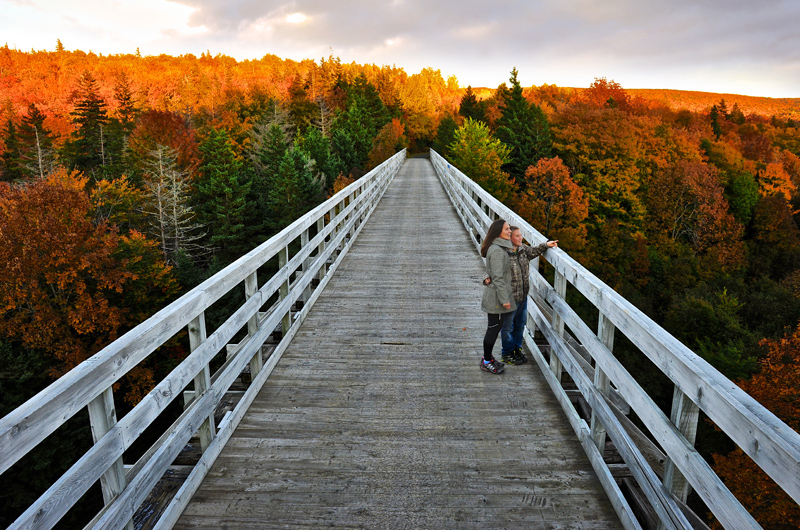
[431,148,800,530]
[0,149,407,530]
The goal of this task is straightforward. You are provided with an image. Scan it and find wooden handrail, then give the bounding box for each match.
[0,149,406,530]
[430,148,799,530]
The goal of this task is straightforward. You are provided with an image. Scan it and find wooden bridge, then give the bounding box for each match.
[2,151,799,529]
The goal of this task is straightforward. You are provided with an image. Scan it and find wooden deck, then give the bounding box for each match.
[174,158,622,529]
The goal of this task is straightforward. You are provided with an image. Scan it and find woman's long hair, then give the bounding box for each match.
[481,218,507,257]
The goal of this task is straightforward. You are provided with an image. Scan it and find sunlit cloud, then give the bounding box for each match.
[0,0,207,52]
[286,13,307,24]
[0,0,798,97]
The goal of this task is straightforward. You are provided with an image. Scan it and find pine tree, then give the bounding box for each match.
[432,114,458,158]
[1,119,24,182]
[66,70,109,177]
[294,127,333,189]
[459,86,486,123]
[196,128,251,262]
[710,105,722,140]
[330,94,374,175]
[113,72,137,135]
[18,103,55,178]
[495,68,553,189]
[288,75,319,137]
[268,148,324,228]
[247,121,288,238]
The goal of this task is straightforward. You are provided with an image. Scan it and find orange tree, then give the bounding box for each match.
[711,323,800,529]
[0,168,177,398]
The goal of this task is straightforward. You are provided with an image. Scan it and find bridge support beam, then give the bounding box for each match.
[550,270,567,382]
[279,246,291,336]
[87,386,134,530]
[663,386,700,504]
[189,313,216,451]
[245,272,263,377]
[591,313,615,452]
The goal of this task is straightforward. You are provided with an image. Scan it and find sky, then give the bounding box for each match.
[2,0,799,98]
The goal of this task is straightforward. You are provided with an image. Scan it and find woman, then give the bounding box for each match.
[479,219,516,374]
[503,226,558,364]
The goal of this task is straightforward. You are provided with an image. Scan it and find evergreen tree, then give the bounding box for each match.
[100,74,138,180]
[295,127,333,190]
[330,94,374,176]
[268,148,324,228]
[1,119,24,182]
[347,73,391,136]
[113,72,137,135]
[432,114,458,158]
[710,105,722,140]
[459,86,486,123]
[495,68,552,189]
[288,75,319,137]
[246,121,288,238]
[18,103,55,178]
[65,71,109,178]
[196,128,251,262]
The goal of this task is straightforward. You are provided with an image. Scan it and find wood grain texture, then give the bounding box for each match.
[174,158,621,529]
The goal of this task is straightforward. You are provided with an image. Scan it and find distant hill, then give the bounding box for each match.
[626,89,800,119]
[469,85,800,120]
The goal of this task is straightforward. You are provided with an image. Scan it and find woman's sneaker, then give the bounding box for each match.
[480,359,505,374]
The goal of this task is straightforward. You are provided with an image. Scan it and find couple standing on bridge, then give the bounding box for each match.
[480,219,558,374]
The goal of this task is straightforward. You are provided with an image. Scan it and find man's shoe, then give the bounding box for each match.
[480,360,505,374]
[514,347,528,364]
[501,353,523,365]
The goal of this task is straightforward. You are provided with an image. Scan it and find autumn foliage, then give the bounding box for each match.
[711,324,800,529]
[2,45,800,526]
[0,168,176,394]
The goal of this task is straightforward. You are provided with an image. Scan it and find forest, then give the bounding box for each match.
[1,44,800,528]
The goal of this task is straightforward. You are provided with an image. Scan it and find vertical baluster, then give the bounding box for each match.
[663,386,700,503]
[189,313,215,451]
[278,245,291,336]
[245,272,262,377]
[88,387,133,529]
[300,228,311,304]
[526,257,541,337]
[591,313,614,451]
[550,270,567,382]
[317,215,327,280]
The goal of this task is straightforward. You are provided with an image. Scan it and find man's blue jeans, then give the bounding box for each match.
[501,297,527,355]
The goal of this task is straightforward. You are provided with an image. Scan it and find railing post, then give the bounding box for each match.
[591,313,614,451]
[279,245,292,336]
[188,313,215,451]
[88,386,133,529]
[300,228,311,304]
[317,216,327,280]
[550,270,567,382]
[663,386,700,503]
[244,272,262,377]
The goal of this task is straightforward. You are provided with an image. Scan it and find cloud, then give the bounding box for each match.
[1,0,799,96]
